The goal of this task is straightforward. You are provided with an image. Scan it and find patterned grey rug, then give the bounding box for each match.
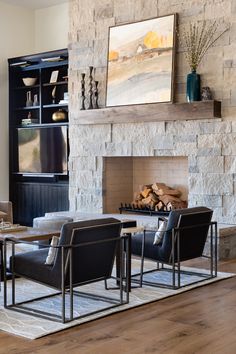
[0,260,234,340]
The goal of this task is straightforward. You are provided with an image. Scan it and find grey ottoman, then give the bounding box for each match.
[33,215,73,247]
[33,215,73,231]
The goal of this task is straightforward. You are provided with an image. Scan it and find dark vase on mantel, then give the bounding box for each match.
[186,70,201,102]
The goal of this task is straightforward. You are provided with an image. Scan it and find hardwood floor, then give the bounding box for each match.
[1,259,236,354]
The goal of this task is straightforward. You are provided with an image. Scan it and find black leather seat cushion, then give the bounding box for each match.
[10,248,59,288]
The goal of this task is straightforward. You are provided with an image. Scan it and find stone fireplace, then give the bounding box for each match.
[69,118,236,225]
[68,0,236,227]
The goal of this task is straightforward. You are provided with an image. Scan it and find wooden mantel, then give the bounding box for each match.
[76,100,221,125]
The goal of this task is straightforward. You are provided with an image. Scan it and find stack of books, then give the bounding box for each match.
[59,100,68,105]
[41,56,65,62]
[0,223,27,233]
[59,92,69,105]
[21,118,39,125]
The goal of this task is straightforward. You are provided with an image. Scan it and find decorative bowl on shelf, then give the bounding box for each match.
[22,77,37,86]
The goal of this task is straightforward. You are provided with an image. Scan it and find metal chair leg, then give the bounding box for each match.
[69,249,73,322]
[61,247,66,323]
[11,242,15,305]
[177,230,180,288]
[125,236,130,302]
[214,222,218,276]
[172,229,176,289]
[140,230,146,287]
[3,241,7,308]
[210,224,213,277]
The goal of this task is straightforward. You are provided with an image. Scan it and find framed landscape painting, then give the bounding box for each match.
[106,14,176,107]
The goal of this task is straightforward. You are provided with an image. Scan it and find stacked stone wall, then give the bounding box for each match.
[68,0,236,223]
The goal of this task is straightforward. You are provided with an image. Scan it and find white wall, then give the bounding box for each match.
[0,1,34,200]
[0,1,68,200]
[35,3,69,52]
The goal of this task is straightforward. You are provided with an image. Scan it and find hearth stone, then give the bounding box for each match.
[45,211,236,260]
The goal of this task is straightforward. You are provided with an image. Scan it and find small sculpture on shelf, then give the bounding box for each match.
[80,67,100,110]
[52,86,56,104]
[26,91,33,107]
[80,73,86,110]
[33,94,39,106]
[88,66,93,109]
[201,87,212,101]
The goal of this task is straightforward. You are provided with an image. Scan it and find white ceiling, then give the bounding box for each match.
[1,0,68,9]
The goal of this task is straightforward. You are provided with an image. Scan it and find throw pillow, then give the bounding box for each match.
[153,219,167,245]
[45,236,60,265]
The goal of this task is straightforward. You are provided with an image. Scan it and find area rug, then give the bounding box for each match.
[0,260,234,340]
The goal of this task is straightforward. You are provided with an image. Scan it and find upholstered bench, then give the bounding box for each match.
[33,215,73,230]
[33,215,74,247]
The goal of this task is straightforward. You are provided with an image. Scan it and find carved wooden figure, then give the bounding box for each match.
[94,80,99,109]
[80,73,86,110]
[88,66,93,109]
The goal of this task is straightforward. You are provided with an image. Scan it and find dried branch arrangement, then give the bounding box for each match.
[178,21,228,71]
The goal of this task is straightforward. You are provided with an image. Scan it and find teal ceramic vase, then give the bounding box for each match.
[186,70,201,102]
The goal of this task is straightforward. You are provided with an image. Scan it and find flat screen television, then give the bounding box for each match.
[18,126,68,175]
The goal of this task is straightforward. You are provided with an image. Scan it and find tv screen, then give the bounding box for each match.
[18,126,68,175]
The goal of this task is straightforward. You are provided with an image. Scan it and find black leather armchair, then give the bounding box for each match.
[4,218,129,323]
[131,207,217,289]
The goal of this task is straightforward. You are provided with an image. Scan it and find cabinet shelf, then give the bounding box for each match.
[43,103,68,108]
[40,122,68,126]
[14,106,40,111]
[43,81,68,87]
[14,84,40,90]
[17,124,40,128]
[16,122,69,128]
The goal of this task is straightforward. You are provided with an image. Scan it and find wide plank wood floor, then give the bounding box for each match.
[0,259,236,354]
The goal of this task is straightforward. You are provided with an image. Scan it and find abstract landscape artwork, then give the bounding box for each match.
[106,14,176,107]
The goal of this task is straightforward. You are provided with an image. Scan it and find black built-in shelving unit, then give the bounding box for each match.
[8,49,69,225]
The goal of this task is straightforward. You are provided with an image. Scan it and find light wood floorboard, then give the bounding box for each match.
[0,259,236,354]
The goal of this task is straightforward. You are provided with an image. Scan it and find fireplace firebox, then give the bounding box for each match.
[103,156,189,214]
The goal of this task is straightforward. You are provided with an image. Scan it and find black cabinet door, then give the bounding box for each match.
[12,182,69,226]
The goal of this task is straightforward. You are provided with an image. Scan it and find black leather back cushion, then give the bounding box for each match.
[131,207,213,264]
[160,207,213,262]
[53,218,122,286]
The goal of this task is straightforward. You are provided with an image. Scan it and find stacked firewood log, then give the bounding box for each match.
[132,182,187,211]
